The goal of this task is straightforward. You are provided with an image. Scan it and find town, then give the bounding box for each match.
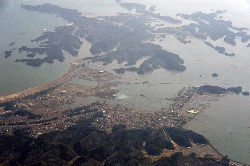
[0,59,200,137]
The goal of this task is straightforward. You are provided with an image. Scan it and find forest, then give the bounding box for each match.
[0,119,230,166]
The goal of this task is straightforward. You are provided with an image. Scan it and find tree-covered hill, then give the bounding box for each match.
[0,120,230,166]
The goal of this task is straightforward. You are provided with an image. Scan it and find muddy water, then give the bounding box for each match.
[1,0,250,164]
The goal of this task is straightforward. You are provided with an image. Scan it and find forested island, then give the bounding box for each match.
[155,9,250,55]
[113,50,186,74]
[16,25,82,66]
[197,85,242,95]
[119,3,182,24]
[2,2,247,72]
[4,51,12,58]
[16,3,186,73]
[204,41,235,56]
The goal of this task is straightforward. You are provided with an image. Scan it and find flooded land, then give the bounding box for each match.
[1,0,250,165]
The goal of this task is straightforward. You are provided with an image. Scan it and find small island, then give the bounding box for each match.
[4,51,12,58]
[155,10,250,56]
[197,85,242,95]
[242,91,250,96]
[212,73,218,77]
[204,41,235,56]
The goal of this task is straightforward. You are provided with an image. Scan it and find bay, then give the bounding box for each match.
[1,0,250,164]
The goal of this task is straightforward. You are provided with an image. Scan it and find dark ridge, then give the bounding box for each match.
[113,49,186,74]
[204,41,235,56]
[0,121,230,166]
[120,3,146,11]
[198,85,242,95]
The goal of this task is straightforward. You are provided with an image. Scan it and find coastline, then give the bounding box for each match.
[1,1,250,164]
[0,60,248,165]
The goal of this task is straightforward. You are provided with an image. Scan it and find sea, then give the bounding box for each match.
[1,0,250,164]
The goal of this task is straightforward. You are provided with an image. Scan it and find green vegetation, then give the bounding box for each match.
[17,25,82,66]
[153,153,230,166]
[0,120,230,165]
[164,127,208,147]
[18,3,186,73]
[4,2,250,69]
[180,10,249,43]
[198,85,242,95]
[156,9,250,56]
[120,3,146,11]
[204,41,235,56]
[4,51,12,58]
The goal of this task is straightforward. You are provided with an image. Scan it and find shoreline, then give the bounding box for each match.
[0,61,84,104]
[0,63,247,165]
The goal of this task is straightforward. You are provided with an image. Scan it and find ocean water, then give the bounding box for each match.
[186,94,250,163]
[0,0,127,96]
[1,0,250,164]
[0,0,69,95]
